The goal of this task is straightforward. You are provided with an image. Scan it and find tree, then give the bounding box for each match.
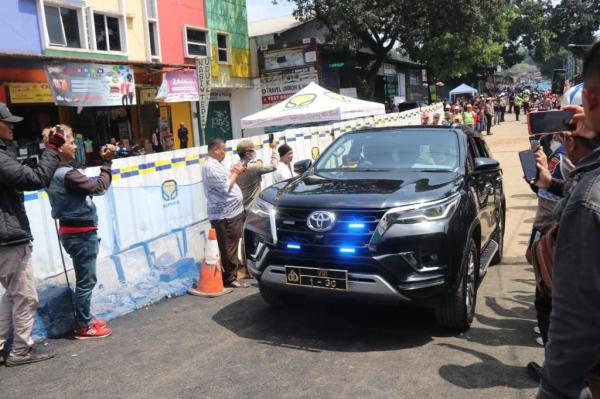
[279,0,517,96]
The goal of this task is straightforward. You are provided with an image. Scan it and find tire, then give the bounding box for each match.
[491,203,505,265]
[258,282,304,308]
[435,238,478,331]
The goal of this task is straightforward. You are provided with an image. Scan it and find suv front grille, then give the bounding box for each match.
[276,208,386,252]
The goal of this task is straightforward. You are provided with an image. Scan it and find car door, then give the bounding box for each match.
[471,136,499,244]
[467,137,493,245]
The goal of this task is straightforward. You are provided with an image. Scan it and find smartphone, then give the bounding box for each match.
[519,150,538,183]
[551,69,566,95]
[268,133,274,144]
[528,110,575,135]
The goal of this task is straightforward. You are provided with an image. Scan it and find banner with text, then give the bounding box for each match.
[196,58,212,133]
[45,63,136,107]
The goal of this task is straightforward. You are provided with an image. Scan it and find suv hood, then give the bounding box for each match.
[262,170,463,209]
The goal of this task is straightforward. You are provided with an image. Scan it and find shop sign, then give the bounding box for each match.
[260,68,318,106]
[139,87,157,104]
[196,57,212,133]
[8,82,53,104]
[383,63,396,76]
[263,46,316,72]
[45,63,136,107]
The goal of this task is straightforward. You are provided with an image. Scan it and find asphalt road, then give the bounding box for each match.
[1,114,543,399]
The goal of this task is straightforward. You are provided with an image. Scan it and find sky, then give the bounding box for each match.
[246,0,295,22]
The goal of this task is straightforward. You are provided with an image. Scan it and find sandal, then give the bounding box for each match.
[227,280,249,288]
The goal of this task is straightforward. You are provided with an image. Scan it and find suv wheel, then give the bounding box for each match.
[435,238,478,330]
[258,282,304,308]
[491,205,504,265]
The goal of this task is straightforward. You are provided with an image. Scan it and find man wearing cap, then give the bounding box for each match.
[0,103,65,366]
[273,144,294,183]
[235,139,279,211]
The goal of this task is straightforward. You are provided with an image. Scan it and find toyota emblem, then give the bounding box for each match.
[307,211,336,232]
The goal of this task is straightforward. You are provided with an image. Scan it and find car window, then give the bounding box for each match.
[315,129,460,172]
[468,137,481,158]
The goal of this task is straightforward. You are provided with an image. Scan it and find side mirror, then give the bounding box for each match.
[474,157,499,172]
[294,159,313,174]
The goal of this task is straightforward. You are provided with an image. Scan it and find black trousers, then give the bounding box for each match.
[514,106,521,121]
[211,213,245,284]
[485,114,493,135]
[535,288,552,345]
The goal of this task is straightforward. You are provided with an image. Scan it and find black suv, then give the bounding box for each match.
[244,126,505,330]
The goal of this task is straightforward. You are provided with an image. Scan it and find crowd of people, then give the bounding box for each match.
[419,89,563,136]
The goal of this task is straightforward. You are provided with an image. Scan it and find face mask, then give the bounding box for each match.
[550,138,562,153]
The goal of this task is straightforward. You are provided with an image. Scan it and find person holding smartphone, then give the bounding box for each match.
[236,139,279,212]
[536,42,600,399]
[45,125,116,339]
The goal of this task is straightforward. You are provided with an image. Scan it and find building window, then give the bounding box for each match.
[217,33,229,63]
[44,5,82,48]
[145,0,160,60]
[185,27,208,57]
[94,13,122,52]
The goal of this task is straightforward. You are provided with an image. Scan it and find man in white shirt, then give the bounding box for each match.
[273,144,294,183]
[201,138,248,288]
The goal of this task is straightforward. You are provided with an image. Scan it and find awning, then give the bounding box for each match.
[241,82,385,129]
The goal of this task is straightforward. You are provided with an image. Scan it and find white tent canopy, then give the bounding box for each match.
[449,83,478,99]
[241,82,386,129]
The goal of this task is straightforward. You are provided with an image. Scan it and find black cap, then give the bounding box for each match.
[278,143,293,157]
[0,103,23,123]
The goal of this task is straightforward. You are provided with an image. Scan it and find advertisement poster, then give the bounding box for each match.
[156,70,198,103]
[260,67,318,106]
[196,58,212,133]
[45,63,136,107]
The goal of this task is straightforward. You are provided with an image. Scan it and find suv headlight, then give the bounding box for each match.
[247,197,277,244]
[371,193,461,245]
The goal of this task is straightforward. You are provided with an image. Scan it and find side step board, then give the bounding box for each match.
[479,239,499,278]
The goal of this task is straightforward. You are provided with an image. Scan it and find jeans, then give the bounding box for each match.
[60,232,99,328]
[495,110,502,125]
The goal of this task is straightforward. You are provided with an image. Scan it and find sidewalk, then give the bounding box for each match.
[0,113,544,399]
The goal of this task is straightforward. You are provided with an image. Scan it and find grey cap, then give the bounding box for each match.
[0,103,23,123]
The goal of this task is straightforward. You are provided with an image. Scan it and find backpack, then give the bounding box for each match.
[526,223,558,297]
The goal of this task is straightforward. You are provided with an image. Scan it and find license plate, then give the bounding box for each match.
[285,266,348,291]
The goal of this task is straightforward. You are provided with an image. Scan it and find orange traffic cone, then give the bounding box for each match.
[188,228,233,297]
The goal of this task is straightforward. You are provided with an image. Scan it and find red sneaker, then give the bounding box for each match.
[91,317,107,328]
[74,325,112,340]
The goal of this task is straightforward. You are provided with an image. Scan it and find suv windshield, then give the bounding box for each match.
[315,129,460,172]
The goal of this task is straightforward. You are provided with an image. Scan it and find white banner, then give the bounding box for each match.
[196,58,212,133]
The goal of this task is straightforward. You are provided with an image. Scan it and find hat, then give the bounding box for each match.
[0,103,23,123]
[236,140,255,154]
[278,143,293,157]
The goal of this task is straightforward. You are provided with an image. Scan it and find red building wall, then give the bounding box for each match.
[158,0,206,65]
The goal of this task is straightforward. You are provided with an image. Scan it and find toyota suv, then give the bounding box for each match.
[244,126,505,330]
